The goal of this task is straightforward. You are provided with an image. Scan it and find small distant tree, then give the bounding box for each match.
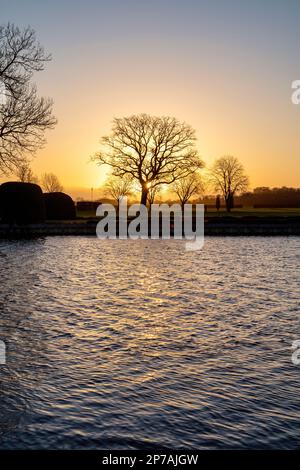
[15,162,39,183]
[172,173,204,209]
[216,194,221,211]
[104,175,133,208]
[41,172,63,192]
[210,156,249,212]
[147,184,161,206]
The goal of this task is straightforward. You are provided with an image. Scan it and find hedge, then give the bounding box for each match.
[44,192,76,220]
[0,182,45,224]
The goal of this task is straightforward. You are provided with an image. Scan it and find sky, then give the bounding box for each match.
[1,0,300,199]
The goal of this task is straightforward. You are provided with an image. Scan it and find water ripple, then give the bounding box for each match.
[0,237,299,449]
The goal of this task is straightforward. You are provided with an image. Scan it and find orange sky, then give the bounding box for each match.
[2,0,300,199]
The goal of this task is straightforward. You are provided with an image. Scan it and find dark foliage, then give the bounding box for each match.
[44,192,76,220]
[239,187,300,208]
[76,201,101,212]
[0,181,45,223]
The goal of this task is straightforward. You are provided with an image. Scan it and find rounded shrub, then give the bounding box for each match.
[44,192,76,220]
[0,182,45,224]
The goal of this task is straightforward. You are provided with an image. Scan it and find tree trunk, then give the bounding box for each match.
[225,194,233,212]
[140,185,149,205]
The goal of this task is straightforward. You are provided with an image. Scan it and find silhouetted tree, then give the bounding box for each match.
[210,156,249,212]
[147,184,162,207]
[104,175,133,208]
[15,162,38,183]
[0,23,56,173]
[93,114,203,205]
[172,173,204,209]
[216,194,221,211]
[41,172,63,192]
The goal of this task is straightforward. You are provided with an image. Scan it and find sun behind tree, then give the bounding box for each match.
[93,114,204,205]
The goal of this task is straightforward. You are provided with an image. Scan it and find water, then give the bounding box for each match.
[0,236,299,449]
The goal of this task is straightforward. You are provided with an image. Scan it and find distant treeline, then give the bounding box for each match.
[202,187,300,208]
[76,187,300,211]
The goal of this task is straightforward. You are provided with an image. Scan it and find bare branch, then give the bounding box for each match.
[93,114,204,204]
[0,23,56,174]
[41,172,63,192]
[210,155,249,212]
[14,160,39,183]
[104,174,133,205]
[172,173,204,207]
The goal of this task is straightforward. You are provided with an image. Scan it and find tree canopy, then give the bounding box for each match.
[210,155,249,212]
[41,172,63,193]
[94,114,203,204]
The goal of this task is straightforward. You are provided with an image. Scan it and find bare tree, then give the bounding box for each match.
[104,175,133,207]
[147,184,161,206]
[172,173,204,208]
[93,114,203,205]
[0,23,56,173]
[41,172,63,193]
[15,162,39,183]
[210,155,249,212]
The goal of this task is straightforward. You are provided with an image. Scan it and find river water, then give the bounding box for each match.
[0,236,299,449]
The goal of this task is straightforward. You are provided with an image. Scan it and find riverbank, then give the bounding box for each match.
[0,217,300,237]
